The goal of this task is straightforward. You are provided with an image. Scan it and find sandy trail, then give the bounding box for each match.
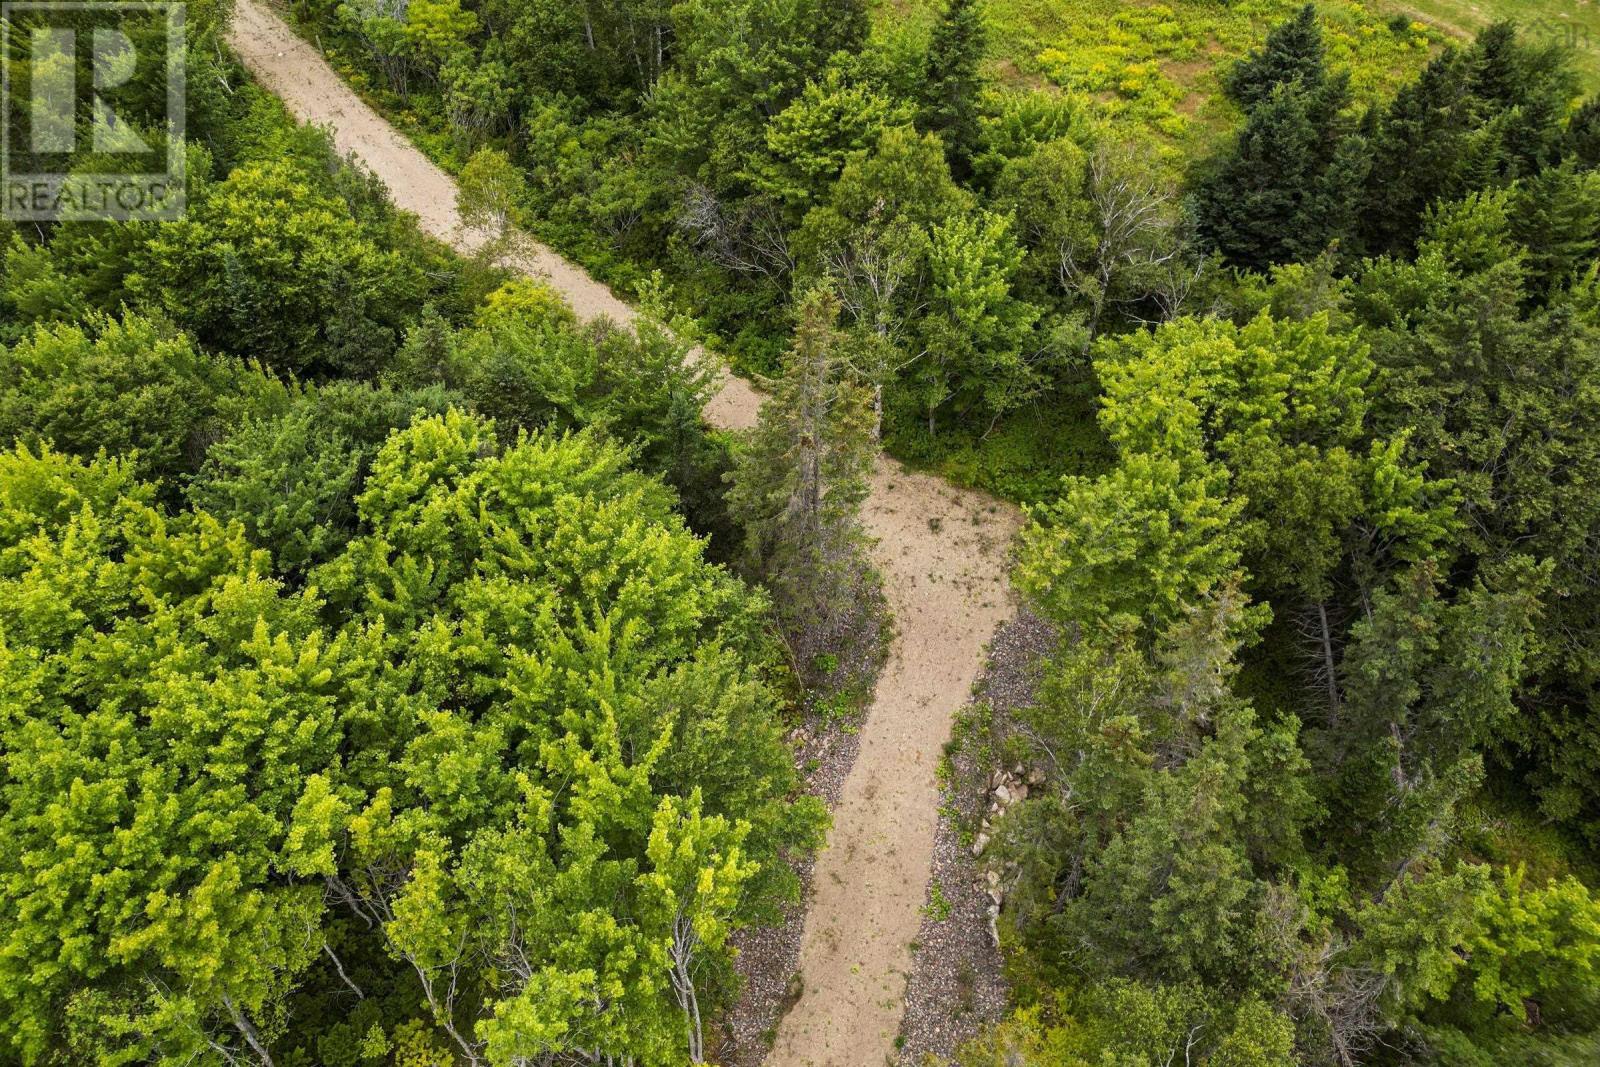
[228,3,1022,1061]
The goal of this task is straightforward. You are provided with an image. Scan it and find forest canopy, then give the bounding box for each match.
[4,0,1600,1064]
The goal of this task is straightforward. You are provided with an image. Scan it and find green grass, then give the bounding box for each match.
[879,0,1441,158]
[1378,0,1600,86]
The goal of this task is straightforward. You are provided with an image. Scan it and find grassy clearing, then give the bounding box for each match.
[1378,0,1600,85]
[878,0,1440,156]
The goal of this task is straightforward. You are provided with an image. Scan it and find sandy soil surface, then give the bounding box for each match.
[897,611,1057,1065]
[228,5,1024,1061]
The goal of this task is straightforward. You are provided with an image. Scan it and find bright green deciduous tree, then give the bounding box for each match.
[134,159,426,377]
[916,210,1044,432]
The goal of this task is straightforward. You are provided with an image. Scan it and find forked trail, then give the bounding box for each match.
[229,3,1022,1060]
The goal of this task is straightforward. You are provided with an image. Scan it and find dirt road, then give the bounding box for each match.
[228,3,1022,1061]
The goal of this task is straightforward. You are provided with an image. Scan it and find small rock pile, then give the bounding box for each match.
[970,763,1047,945]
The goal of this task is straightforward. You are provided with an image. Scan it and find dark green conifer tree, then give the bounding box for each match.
[920,0,988,177]
[1224,3,1326,110]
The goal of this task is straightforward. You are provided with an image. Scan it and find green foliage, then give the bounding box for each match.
[457,146,528,243]
[1225,4,1327,111]
[1357,23,1579,257]
[0,313,289,488]
[134,158,428,377]
[648,0,869,190]
[755,67,914,215]
[0,410,820,1063]
[9,3,1600,1064]
[727,287,882,676]
[1197,7,1368,270]
[188,381,462,575]
[1017,453,1245,637]
[0,446,352,1061]
[920,0,989,173]
[916,210,1045,428]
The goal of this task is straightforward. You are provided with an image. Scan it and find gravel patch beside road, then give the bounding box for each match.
[895,611,1058,1065]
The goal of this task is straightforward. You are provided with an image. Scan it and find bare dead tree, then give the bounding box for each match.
[1282,939,1390,1067]
[1054,143,1186,348]
[1291,598,1346,727]
[409,925,484,1067]
[827,212,928,436]
[1148,252,1212,324]
[666,912,707,1063]
[322,943,365,1001]
[677,184,794,280]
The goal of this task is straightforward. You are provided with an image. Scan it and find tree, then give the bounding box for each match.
[456,146,528,254]
[726,287,879,669]
[133,159,426,377]
[1332,561,1544,889]
[0,446,352,1063]
[188,380,460,576]
[959,984,1295,1067]
[997,138,1186,344]
[1016,452,1245,638]
[635,791,758,1063]
[827,212,926,437]
[402,0,477,80]
[0,406,823,1063]
[1351,190,1600,833]
[1225,4,1326,111]
[0,313,288,488]
[648,0,870,191]
[1358,23,1579,256]
[920,0,988,175]
[915,210,1044,431]
[1196,78,1366,269]
[753,67,914,216]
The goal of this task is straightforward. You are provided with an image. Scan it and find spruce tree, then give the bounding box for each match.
[1198,8,1366,268]
[1359,23,1579,255]
[727,286,878,665]
[1197,81,1356,268]
[1224,3,1326,111]
[1560,97,1600,168]
[920,0,988,176]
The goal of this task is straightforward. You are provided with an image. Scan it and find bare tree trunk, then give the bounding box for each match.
[669,917,706,1063]
[323,943,365,1000]
[412,963,482,1066]
[1317,600,1341,726]
[222,995,275,1067]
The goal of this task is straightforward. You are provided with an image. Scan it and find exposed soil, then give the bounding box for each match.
[721,718,863,1066]
[895,611,1057,1065]
[229,6,1024,1062]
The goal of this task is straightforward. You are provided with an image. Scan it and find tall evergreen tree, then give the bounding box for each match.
[1197,6,1367,268]
[920,0,988,176]
[1196,77,1366,269]
[727,286,878,666]
[1224,3,1326,110]
[1358,23,1578,255]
